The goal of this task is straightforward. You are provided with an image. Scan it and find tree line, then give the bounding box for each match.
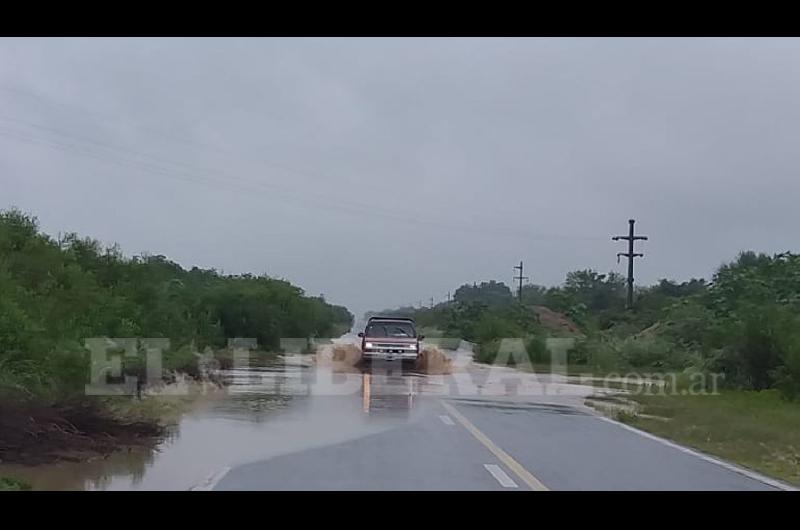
[0,208,353,401]
[372,252,800,400]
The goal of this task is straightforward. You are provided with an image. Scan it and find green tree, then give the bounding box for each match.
[453,281,514,307]
[0,207,354,400]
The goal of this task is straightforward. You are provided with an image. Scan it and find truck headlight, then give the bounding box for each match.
[408,344,417,350]
[365,342,374,349]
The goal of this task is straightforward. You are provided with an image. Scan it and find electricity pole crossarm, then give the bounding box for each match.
[612,219,649,309]
[617,252,643,262]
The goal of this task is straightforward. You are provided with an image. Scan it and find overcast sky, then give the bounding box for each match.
[2,37,800,317]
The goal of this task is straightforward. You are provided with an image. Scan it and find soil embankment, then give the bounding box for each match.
[0,401,163,466]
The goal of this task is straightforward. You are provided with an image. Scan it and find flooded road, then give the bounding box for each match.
[0,335,446,490]
[2,334,784,490]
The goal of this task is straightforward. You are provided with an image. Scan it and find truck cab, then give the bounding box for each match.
[358,317,423,363]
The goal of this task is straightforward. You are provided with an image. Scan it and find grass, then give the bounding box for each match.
[100,394,195,426]
[98,376,228,426]
[0,477,31,491]
[618,390,800,486]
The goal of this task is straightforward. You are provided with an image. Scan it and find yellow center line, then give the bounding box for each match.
[440,400,549,491]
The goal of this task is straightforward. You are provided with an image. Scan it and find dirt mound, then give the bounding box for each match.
[532,305,583,336]
[0,402,163,466]
[415,346,453,375]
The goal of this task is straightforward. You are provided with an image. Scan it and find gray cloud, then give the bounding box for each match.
[2,37,799,316]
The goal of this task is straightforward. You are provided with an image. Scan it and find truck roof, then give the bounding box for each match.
[367,316,415,323]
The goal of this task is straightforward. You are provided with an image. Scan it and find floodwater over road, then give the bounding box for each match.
[0,335,464,490]
[8,335,767,491]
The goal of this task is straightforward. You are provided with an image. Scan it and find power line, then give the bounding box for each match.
[0,114,607,243]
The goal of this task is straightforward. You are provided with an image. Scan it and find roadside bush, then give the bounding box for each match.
[772,328,800,401]
[163,345,204,379]
[660,299,716,348]
[566,336,619,371]
[474,339,501,364]
[704,304,796,391]
[566,338,592,365]
[616,335,691,369]
[526,335,549,364]
[0,477,31,491]
[472,313,524,365]
[586,338,621,371]
[475,339,531,367]
[477,335,562,367]
[46,342,91,398]
[565,334,693,373]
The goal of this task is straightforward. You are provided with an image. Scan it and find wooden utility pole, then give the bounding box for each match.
[612,219,648,309]
[513,261,528,303]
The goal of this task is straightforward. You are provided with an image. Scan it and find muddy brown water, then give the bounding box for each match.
[0,339,449,490]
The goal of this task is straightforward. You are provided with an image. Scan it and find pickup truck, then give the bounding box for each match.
[358,317,424,364]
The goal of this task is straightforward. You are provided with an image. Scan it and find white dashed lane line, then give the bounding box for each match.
[441,401,549,491]
[439,414,455,426]
[484,464,519,488]
[189,466,231,491]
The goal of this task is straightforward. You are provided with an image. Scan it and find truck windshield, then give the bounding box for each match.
[365,322,416,338]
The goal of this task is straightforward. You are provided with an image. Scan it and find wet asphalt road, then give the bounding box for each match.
[5,336,788,491]
[214,377,782,491]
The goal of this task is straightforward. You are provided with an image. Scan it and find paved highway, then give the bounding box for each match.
[209,339,788,491]
[214,398,781,491]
